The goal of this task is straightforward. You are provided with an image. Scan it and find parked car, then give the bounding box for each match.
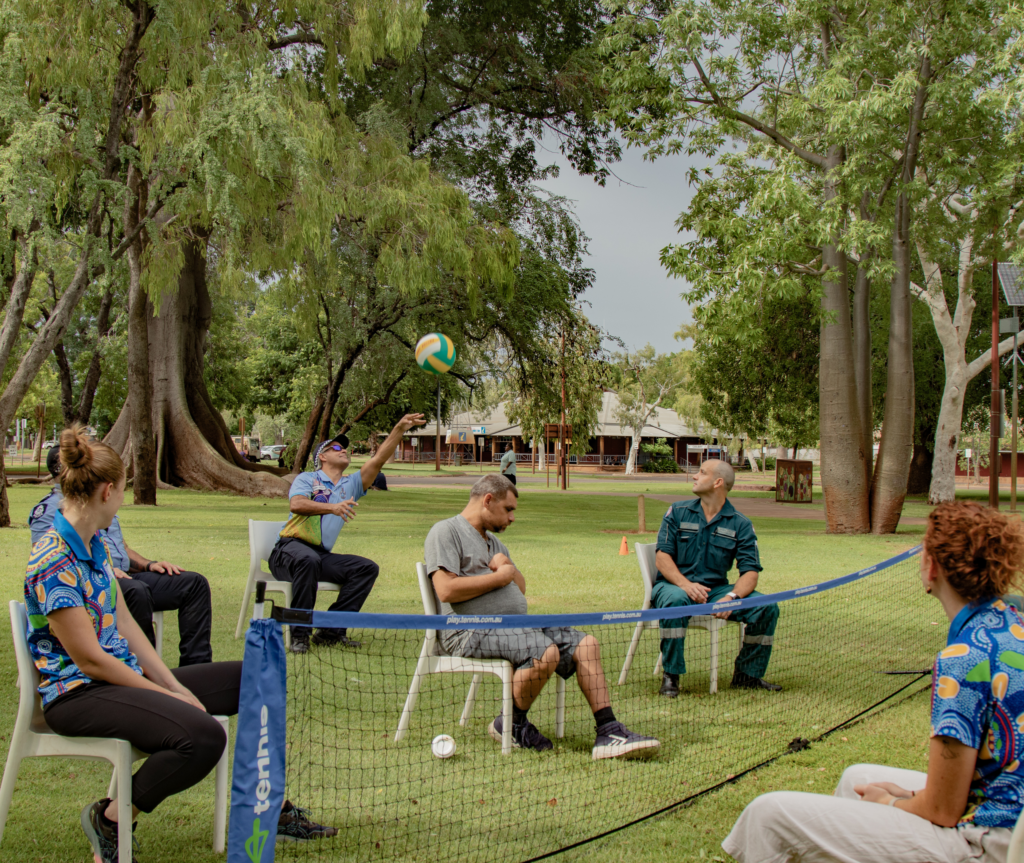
[261,444,285,460]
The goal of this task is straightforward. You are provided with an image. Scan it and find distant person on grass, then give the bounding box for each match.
[500,443,517,486]
[269,413,425,654]
[723,501,1024,863]
[26,427,333,863]
[424,474,660,760]
[30,445,213,666]
[654,458,781,696]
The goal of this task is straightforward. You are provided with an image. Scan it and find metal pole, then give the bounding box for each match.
[560,331,567,491]
[991,252,1001,509]
[435,379,441,472]
[1014,310,1019,512]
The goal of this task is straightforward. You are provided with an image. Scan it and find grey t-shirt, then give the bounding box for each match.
[424,514,527,652]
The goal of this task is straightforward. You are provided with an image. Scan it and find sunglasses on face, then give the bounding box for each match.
[328,444,346,452]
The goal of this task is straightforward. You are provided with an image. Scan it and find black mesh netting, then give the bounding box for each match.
[276,550,940,863]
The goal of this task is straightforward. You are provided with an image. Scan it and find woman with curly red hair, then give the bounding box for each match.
[722,501,1024,863]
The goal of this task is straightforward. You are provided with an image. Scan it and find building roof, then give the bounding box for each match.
[405,392,700,440]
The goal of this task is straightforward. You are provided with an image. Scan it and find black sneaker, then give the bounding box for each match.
[659,672,679,698]
[488,714,553,752]
[289,630,310,654]
[81,799,137,863]
[592,721,660,761]
[311,628,362,648]
[277,800,339,843]
[732,670,782,691]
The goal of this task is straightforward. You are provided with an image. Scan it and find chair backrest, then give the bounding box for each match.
[249,520,287,580]
[635,543,657,610]
[9,600,48,733]
[416,563,442,646]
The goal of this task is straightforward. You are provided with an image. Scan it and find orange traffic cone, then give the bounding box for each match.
[619,536,629,555]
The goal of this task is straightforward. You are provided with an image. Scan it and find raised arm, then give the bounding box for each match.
[360,413,425,489]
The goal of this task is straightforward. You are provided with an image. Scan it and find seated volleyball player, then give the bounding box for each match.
[424,474,660,759]
[268,412,425,654]
[26,427,334,863]
[723,501,1024,863]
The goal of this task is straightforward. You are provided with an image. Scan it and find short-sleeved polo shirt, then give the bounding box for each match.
[29,486,130,571]
[25,511,142,707]
[655,498,761,587]
[930,598,1024,828]
[287,469,365,551]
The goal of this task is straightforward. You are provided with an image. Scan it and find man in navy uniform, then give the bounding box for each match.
[653,459,780,696]
[268,413,424,654]
[29,446,213,666]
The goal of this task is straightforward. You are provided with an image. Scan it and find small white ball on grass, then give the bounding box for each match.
[431,734,456,759]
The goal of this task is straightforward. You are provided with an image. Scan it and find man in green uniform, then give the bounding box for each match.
[654,459,781,696]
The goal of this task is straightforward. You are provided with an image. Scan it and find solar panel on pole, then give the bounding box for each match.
[998,263,1024,511]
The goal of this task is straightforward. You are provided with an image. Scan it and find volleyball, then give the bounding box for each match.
[415,333,457,375]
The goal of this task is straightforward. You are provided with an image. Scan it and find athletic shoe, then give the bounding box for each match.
[659,672,679,698]
[488,714,553,752]
[592,721,660,761]
[289,630,310,654]
[311,628,362,648]
[80,799,137,863]
[277,800,339,843]
[731,670,782,691]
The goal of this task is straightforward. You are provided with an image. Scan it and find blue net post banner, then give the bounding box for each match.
[228,618,288,863]
[268,545,942,863]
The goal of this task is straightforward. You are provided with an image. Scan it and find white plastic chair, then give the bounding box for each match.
[0,601,229,860]
[1009,804,1024,863]
[617,543,745,694]
[395,563,565,754]
[234,519,341,646]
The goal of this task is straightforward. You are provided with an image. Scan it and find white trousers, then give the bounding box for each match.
[721,763,1012,863]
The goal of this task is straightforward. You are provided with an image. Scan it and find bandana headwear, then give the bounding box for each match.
[313,433,350,471]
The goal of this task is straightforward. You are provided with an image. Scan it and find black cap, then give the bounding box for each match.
[46,445,60,479]
[313,432,351,469]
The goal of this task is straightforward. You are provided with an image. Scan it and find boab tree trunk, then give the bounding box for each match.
[106,240,290,498]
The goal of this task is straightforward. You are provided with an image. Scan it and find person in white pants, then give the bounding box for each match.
[723,500,1024,863]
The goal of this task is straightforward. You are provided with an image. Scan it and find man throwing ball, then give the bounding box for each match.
[269,413,424,653]
[425,474,659,759]
[654,459,780,696]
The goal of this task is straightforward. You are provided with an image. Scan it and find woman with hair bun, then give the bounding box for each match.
[25,426,333,862]
[722,501,1024,863]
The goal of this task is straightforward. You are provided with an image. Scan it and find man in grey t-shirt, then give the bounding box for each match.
[424,474,659,761]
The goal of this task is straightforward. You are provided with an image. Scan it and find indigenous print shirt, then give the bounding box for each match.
[931,597,1024,828]
[25,511,142,707]
[283,470,365,551]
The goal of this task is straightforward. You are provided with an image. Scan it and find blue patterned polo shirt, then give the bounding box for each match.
[25,510,143,707]
[931,597,1024,827]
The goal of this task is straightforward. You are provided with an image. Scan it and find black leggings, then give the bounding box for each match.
[45,662,241,813]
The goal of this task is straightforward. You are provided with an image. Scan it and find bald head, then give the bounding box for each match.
[706,458,735,492]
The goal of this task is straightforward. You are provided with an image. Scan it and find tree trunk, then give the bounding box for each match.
[53,341,76,427]
[625,431,641,475]
[293,389,326,472]
[819,148,870,533]
[75,284,114,424]
[907,444,932,495]
[127,250,157,503]
[106,239,290,497]
[852,260,873,475]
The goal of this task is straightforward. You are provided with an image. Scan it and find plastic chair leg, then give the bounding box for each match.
[0,749,23,844]
[555,677,565,738]
[653,652,663,677]
[500,667,514,755]
[394,653,430,742]
[460,674,481,726]
[116,743,133,863]
[617,621,646,685]
[213,716,229,852]
[709,623,720,694]
[234,577,255,640]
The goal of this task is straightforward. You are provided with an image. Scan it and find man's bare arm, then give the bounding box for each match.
[431,566,513,604]
[290,496,357,519]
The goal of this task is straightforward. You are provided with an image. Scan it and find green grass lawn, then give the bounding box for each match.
[0,484,936,862]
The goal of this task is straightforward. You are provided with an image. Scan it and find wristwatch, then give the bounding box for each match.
[726,592,739,600]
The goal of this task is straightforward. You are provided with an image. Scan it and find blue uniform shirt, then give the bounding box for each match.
[287,470,365,551]
[25,510,143,706]
[931,597,1024,828]
[655,498,762,587]
[29,487,130,571]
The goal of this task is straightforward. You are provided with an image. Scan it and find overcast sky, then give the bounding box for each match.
[535,139,701,354]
